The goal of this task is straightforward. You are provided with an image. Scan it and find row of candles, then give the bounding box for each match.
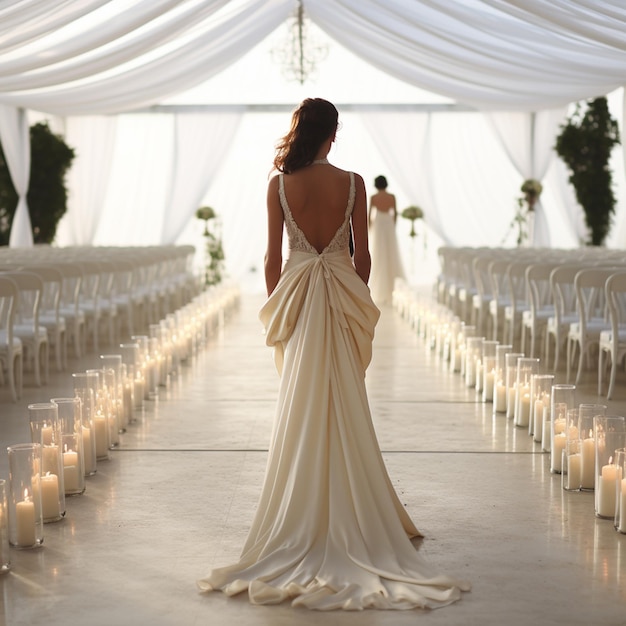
[0,282,240,571]
[393,283,626,533]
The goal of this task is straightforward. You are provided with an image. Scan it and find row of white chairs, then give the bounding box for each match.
[435,246,626,399]
[0,245,200,402]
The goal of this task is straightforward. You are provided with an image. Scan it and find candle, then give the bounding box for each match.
[565,453,582,490]
[516,389,531,427]
[475,359,482,392]
[41,425,53,446]
[40,473,60,520]
[94,412,108,458]
[82,425,94,474]
[542,406,551,450]
[552,433,566,472]
[533,400,544,441]
[581,433,595,489]
[15,490,36,547]
[63,448,80,493]
[507,383,517,418]
[495,382,506,413]
[597,457,618,518]
[484,369,495,402]
[619,478,626,533]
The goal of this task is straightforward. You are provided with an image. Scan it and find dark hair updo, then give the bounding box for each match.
[374,175,388,190]
[273,98,339,174]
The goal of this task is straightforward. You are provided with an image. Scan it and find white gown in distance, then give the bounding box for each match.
[197,172,469,610]
[368,208,405,305]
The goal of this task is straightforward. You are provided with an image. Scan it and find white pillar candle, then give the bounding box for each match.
[533,400,544,441]
[619,478,626,533]
[552,433,566,472]
[565,453,582,490]
[94,414,108,458]
[516,390,531,427]
[475,359,482,392]
[82,425,94,474]
[597,459,618,518]
[542,406,551,450]
[581,435,595,489]
[506,383,517,418]
[63,449,80,493]
[495,382,506,412]
[41,425,53,446]
[15,494,36,547]
[484,370,495,402]
[40,473,60,520]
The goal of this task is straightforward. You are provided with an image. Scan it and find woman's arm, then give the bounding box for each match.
[351,174,371,284]
[264,175,284,296]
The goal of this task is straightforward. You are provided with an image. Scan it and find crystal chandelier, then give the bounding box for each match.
[271,0,328,85]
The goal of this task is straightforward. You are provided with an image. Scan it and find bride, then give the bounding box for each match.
[197,98,469,611]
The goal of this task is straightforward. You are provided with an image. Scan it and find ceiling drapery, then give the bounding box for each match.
[0,0,625,114]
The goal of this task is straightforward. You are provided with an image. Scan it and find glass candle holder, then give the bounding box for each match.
[87,368,119,449]
[514,357,540,428]
[465,336,483,389]
[74,371,110,462]
[120,363,135,425]
[579,404,606,491]
[493,344,513,414]
[0,479,10,572]
[28,403,65,522]
[613,448,626,533]
[550,384,575,473]
[529,374,553,441]
[562,408,581,491]
[131,335,153,400]
[481,340,498,402]
[504,352,524,419]
[616,449,626,533]
[594,415,626,519]
[100,354,125,433]
[51,397,86,496]
[7,443,44,548]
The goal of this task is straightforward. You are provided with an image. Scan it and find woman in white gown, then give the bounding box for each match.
[197,98,469,611]
[368,175,405,305]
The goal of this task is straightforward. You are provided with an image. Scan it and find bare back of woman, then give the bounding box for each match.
[282,164,352,253]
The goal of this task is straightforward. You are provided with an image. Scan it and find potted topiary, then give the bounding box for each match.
[554,97,620,246]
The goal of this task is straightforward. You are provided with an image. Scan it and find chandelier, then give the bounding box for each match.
[271,0,328,85]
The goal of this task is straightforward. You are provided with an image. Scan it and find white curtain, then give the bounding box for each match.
[0,0,293,115]
[160,110,243,243]
[359,111,448,244]
[55,116,117,246]
[0,105,33,247]
[487,107,569,246]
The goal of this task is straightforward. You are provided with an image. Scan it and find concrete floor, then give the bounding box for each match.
[1,293,626,626]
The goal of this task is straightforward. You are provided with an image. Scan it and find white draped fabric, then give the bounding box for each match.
[0,1,625,114]
[57,116,118,246]
[0,104,32,247]
[160,110,243,244]
[487,108,569,246]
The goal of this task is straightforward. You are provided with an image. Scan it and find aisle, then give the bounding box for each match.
[1,295,624,626]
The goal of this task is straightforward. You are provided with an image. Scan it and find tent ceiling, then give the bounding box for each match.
[0,0,625,115]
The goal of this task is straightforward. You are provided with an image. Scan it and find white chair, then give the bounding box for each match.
[488,258,511,342]
[520,261,561,359]
[79,260,102,352]
[96,260,119,347]
[546,265,583,372]
[6,271,49,387]
[567,267,620,384]
[0,275,24,402]
[503,260,529,350]
[22,265,67,372]
[599,271,626,399]
[51,262,86,358]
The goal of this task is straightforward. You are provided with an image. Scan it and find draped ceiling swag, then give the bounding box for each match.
[1,0,626,115]
[0,0,625,251]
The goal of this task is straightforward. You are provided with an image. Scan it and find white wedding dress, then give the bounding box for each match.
[368,208,405,305]
[197,172,469,610]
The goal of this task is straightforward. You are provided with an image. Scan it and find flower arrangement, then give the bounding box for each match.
[401,205,424,237]
[196,206,224,285]
[520,179,542,211]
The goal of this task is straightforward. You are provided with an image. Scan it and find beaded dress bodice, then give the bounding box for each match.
[278,171,355,255]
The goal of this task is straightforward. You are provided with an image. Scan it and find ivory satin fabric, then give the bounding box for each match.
[368,208,405,306]
[197,246,469,610]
